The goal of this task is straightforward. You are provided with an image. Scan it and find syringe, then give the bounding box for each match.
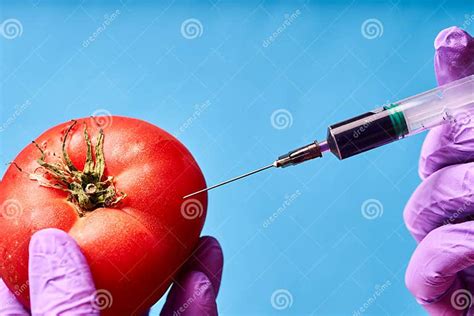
[183,74,474,199]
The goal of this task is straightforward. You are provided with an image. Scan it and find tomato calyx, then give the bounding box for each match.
[28,120,127,216]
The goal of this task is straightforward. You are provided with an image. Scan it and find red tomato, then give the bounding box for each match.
[0,116,207,315]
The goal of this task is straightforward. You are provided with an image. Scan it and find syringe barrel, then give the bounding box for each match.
[326,74,474,160]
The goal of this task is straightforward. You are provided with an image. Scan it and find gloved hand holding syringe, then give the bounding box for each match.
[185,73,474,198]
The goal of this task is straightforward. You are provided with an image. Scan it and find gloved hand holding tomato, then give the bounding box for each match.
[0,117,223,315]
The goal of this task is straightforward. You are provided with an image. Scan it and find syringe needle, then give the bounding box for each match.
[183,164,275,199]
[183,141,327,199]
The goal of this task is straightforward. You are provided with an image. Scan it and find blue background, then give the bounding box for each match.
[1,0,473,315]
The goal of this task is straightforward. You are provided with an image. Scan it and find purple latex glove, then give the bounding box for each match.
[404,27,474,315]
[0,229,223,316]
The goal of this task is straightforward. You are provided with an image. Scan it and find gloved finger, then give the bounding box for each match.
[419,26,474,179]
[182,236,223,295]
[160,271,217,316]
[405,221,474,315]
[29,228,100,315]
[404,162,474,242]
[0,278,29,315]
[160,236,223,316]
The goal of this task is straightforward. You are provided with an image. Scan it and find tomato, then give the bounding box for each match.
[0,116,207,315]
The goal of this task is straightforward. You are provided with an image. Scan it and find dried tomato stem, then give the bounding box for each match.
[29,121,126,216]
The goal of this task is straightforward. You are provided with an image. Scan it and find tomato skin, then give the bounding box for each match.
[0,116,207,315]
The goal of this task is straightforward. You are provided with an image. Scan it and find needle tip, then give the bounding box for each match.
[182,163,275,198]
[182,190,203,199]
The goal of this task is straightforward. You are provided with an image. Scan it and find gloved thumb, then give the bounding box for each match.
[435,26,474,85]
[29,228,100,315]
